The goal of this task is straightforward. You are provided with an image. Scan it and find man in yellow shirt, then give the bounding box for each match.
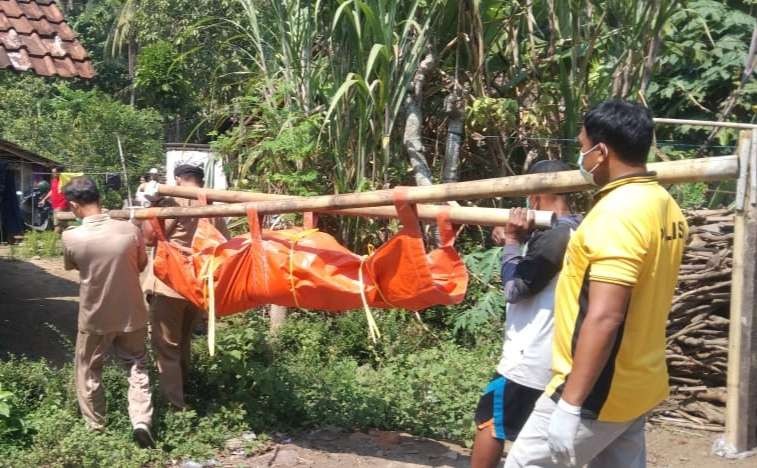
[505,101,687,467]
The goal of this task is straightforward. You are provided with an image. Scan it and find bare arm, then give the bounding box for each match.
[141,220,157,247]
[561,281,631,406]
[62,236,77,271]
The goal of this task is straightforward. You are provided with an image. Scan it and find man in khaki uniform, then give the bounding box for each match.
[61,177,154,448]
[142,164,228,409]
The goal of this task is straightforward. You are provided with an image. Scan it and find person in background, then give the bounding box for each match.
[471,160,581,468]
[61,177,154,448]
[135,168,161,207]
[38,166,69,233]
[36,178,51,195]
[141,164,228,409]
[505,101,687,467]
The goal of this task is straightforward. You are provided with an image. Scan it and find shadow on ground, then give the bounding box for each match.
[0,257,79,366]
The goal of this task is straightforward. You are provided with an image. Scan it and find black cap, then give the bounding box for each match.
[174,164,204,179]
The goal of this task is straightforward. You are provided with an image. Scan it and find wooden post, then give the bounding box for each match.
[725,130,757,452]
[269,304,287,336]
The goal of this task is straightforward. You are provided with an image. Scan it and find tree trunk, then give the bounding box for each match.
[442,93,464,183]
[640,33,662,92]
[403,50,437,187]
[128,38,136,106]
[404,50,438,244]
[269,304,287,335]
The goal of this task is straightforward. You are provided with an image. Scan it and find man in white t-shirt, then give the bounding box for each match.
[471,160,581,468]
[135,168,160,207]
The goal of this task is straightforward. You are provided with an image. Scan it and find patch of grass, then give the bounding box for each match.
[0,311,500,466]
[15,230,62,258]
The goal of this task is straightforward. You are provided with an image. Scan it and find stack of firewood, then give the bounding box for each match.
[651,209,733,431]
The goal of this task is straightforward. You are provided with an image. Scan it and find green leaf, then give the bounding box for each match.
[365,43,389,79]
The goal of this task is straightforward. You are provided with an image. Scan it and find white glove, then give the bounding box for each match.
[547,398,582,466]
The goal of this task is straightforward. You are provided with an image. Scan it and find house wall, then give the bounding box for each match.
[3,160,48,194]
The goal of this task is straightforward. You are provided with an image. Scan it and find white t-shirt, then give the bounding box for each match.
[495,215,580,390]
[496,275,557,390]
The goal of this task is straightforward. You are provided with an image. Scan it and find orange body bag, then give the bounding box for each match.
[150,189,468,317]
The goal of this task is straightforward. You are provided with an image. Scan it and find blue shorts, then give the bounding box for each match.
[474,373,543,441]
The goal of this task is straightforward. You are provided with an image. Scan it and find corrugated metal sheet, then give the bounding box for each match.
[0,0,94,79]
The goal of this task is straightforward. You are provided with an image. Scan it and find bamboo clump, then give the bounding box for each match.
[651,208,734,431]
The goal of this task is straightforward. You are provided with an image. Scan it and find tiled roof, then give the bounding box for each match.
[0,0,95,79]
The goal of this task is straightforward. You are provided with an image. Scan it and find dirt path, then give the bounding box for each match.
[0,252,79,365]
[1,256,754,467]
[214,425,753,467]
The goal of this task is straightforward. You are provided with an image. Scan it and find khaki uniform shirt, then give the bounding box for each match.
[62,214,148,334]
[142,196,229,299]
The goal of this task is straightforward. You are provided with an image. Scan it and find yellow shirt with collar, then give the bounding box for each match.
[546,174,687,422]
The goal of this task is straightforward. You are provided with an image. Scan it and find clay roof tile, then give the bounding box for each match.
[0,1,24,18]
[0,0,94,78]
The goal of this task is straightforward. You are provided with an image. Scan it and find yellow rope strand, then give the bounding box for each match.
[362,244,396,310]
[200,254,219,357]
[358,255,381,343]
[207,258,217,357]
[282,229,318,310]
[288,241,300,309]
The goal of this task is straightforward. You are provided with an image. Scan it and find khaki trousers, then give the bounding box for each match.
[149,295,201,409]
[75,328,153,430]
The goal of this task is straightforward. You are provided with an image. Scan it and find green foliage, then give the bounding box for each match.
[70,0,131,96]
[445,246,506,339]
[670,182,709,209]
[212,100,329,197]
[0,307,501,465]
[135,40,195,114]
[466,98,518,134]
[648,0,756,122]
[452,288,505,338]
[0,385,28,443]
[17,231,62,258]
[0,75,164,184]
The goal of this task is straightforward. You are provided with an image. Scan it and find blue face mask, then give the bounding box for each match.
[578,143,602,186]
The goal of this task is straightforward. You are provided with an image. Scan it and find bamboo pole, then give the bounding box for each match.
[57,203,556,228]
[654,118,757,130]
[57,155,738,222]
[150,185,557,226]
[155,154,738,206]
